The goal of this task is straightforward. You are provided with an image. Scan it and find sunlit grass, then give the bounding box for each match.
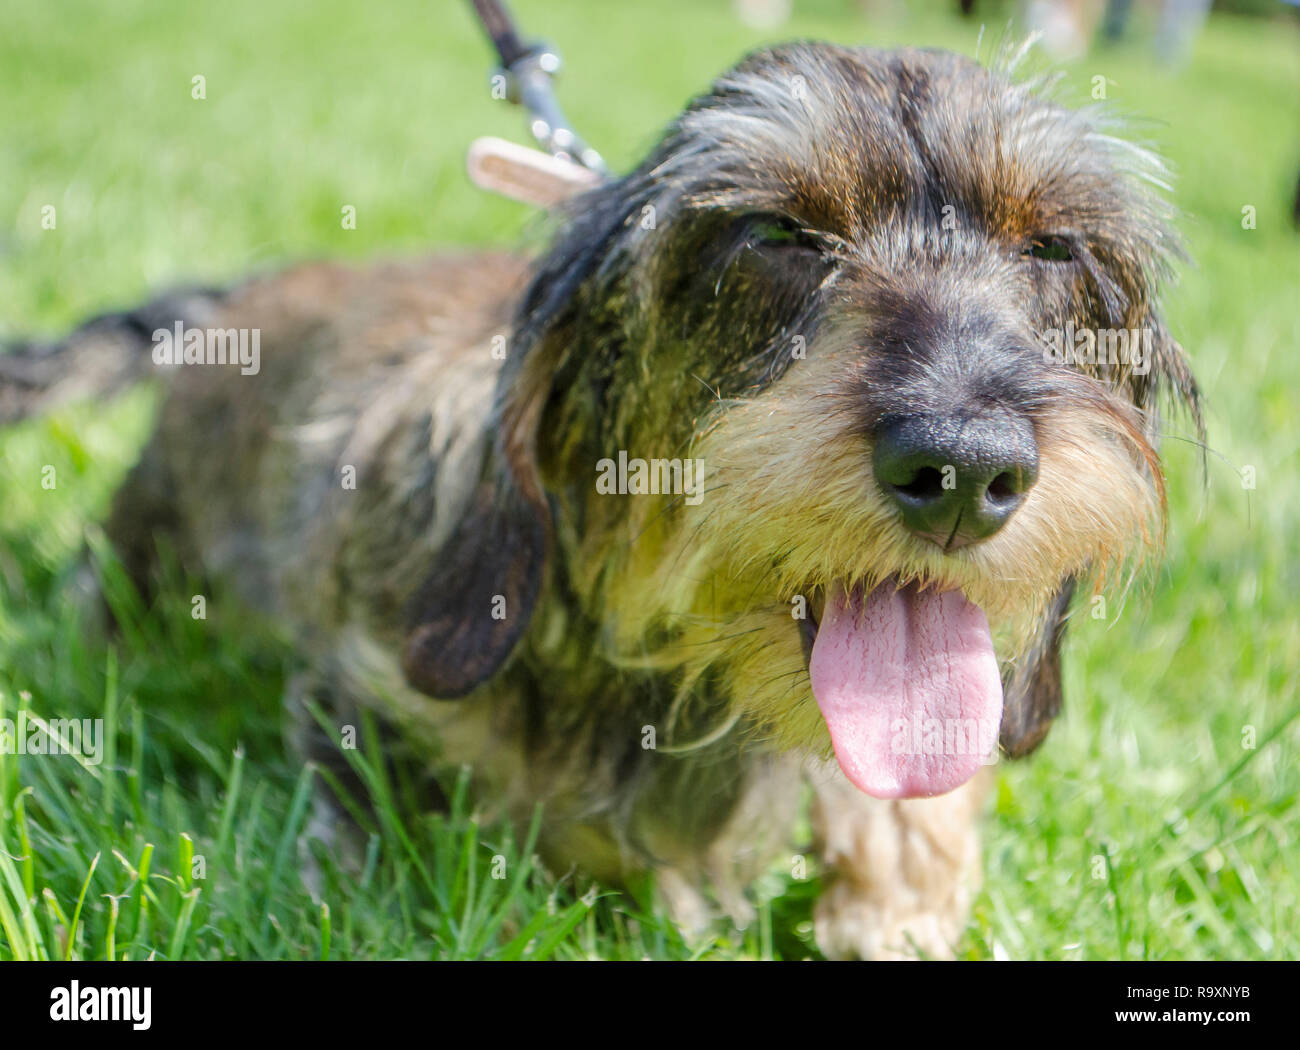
[1,1,1297,959]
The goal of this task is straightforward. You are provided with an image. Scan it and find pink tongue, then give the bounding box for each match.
[809,580,1002,799]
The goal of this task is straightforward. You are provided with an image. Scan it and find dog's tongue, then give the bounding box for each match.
[809,580,1001,799]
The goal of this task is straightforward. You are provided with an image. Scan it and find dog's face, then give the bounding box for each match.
[406,44,1200,801]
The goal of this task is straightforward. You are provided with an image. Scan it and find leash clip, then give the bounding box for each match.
[469,0,608,178]
[495,43,607,176]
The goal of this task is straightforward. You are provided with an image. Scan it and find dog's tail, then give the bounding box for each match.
[0,287,225,425]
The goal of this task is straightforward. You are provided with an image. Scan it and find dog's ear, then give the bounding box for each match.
[999,578,1075,758]
[401,460,548,698]
[401,181,637,699]
[1136,318,1204,440]
[503,172,650,380]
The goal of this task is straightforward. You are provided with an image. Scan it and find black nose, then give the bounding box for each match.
[872,411,1038,549]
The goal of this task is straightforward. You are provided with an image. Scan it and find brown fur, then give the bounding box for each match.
[4,42,1201,957]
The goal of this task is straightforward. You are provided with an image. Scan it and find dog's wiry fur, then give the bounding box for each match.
[5,43,1201,957]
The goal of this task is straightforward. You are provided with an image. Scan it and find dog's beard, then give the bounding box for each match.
[584,356,1161,802]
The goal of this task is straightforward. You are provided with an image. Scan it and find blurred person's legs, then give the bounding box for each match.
[1155,0,1212,65]
[1024,0,1107,58]
[1101,0,1135,41]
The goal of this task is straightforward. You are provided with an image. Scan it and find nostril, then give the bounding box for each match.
[893,466,945,503]
[986,471,1019,504]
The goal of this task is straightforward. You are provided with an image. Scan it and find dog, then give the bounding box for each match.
[3,41,1201,958]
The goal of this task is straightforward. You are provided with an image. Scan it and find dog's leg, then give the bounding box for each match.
[285,665,448,896]
[100,435,193,604]
[285,669,371,897]
[616,750,805,937]
[809,763,991,960]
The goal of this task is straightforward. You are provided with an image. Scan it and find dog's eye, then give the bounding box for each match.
[1024,236,1074,262]
[747,218,824,255]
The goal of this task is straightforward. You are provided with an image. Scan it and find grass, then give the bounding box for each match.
[1,0,1298,960]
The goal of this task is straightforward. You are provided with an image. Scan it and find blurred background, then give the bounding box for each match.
[0,1,1297,959]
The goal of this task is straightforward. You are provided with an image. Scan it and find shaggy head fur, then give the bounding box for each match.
[409,43,1200,780]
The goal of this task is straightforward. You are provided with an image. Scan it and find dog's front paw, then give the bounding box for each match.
[814,881,961,960]
[809,765,990,960]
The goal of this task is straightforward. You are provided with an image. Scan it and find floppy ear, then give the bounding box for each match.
[400,291,564,698]
[999,579,1075,758]
[401,464,548,698]
[1136,318,1204,443]
[400,178,639,699]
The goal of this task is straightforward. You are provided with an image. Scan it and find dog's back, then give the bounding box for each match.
[5,253,528,622]
[147,254,526,622]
